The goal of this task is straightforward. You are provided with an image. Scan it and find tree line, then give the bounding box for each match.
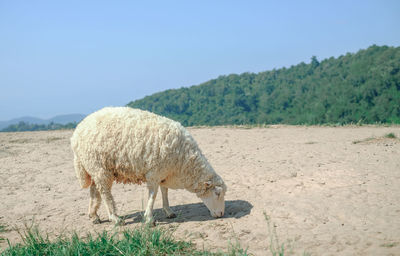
[128,45,400,126]
[1,121,77,132]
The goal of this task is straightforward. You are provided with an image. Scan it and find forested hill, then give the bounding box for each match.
[128,45,400,126]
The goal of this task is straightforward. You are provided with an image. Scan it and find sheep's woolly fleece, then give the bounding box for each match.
[70,107,226,197]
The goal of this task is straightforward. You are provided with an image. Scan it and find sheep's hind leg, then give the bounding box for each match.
[161,186,176,218]
[89,183,101,224]
[144,183,159,226]
[97,180,124,226]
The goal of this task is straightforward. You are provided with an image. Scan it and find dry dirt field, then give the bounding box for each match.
[0,126,399,255]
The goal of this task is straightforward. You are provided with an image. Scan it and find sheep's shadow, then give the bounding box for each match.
[122,200,252,225]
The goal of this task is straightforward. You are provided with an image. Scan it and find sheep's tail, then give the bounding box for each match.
[74,156,92,188]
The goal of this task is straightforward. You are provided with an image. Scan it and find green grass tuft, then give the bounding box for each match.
[1,225,203,256]
[227,240,249,256]
[380,242,399,248]
[264,212,285,256]
[0,224,7,243]
[1,224,251,256]
[384,132,397,139]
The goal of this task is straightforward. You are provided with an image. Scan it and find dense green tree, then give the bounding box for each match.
[125,45,399,126]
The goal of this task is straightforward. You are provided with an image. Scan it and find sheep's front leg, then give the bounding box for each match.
[144,183,159,226]
[161,186,176,218]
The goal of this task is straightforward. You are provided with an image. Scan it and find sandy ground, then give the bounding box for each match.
[0,126,399,255]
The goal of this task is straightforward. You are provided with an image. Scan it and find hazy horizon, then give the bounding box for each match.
[1,1,399,121]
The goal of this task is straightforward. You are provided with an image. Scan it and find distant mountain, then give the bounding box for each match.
[128,45,400,125]
[0,114,85,130]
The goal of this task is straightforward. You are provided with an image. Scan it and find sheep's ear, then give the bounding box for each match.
[204,181,212,188]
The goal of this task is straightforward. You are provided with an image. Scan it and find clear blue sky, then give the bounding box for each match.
[1,0,399,121]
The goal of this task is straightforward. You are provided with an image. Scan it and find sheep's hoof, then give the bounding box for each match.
[90,214,101,224]
[166,212,176,219]
[163,208,176,219]
[145,218,156,227]
[92,218,101,224]
[115,218,125,226]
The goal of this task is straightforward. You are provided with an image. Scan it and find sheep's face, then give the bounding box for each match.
[200,183,226,218]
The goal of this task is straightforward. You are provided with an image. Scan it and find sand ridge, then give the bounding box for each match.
[0,126,399,255]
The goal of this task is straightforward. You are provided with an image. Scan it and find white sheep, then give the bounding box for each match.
[70,107,226,225]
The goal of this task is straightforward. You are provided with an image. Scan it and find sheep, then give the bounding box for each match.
[70,107,226,225]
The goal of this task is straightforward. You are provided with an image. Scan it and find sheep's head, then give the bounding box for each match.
[199,179,227,218]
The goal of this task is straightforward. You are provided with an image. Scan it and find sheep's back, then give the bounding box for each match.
[71,107,194,183]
